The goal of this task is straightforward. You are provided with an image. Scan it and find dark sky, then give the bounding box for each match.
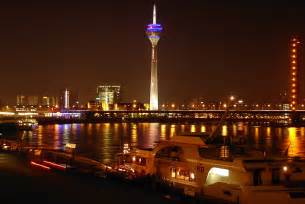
[0,0,305,105]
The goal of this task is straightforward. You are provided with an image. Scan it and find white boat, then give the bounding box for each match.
[116,135,305,204]
[17,118,38,130]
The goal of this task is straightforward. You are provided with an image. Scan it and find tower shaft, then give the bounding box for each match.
[150,45,158,110]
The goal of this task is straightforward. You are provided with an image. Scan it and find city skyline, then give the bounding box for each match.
[0,1,305,105]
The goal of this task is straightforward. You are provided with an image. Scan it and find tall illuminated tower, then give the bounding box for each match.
[146,3,162,110]
[289,37,300,111]
[64,89,70,109]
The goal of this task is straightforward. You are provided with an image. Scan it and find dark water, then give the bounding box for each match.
[3,122,305,164]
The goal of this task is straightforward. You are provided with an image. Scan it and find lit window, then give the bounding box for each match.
[190,172,195,181]
[205,167,230,185]
[171,168,176,178]
[209,167,229,177]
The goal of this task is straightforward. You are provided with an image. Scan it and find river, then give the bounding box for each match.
[2,122,305,164]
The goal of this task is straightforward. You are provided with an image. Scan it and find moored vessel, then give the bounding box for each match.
[115,134,305,203]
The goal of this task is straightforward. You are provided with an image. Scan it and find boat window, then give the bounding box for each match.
[205,167,230,185]
[138,157,146,166]
[130,156,147,166]
[156,146,182,161]
[170,167,195,182]
[253,169,262,186]
[271,168,280,184]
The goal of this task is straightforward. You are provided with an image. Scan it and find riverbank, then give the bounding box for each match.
[0,152,171,204]
[0,152,224,204]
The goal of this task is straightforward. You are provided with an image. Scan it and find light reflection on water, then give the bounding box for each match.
[17,123,305,164]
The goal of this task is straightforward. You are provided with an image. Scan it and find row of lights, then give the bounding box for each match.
[290,37,300,111]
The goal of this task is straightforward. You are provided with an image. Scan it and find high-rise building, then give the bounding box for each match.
[17,95,27,106]
[16,95,39,106]
[64,89,70,109]
[289,37,301,111]
[96,85,120,110]
[27,96,39,106]
[146,3,162,110]
[16,95,58,109]
[41,96,58,107]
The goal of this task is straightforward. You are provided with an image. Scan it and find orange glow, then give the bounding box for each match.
[292,55,296,58]
[292,43,296,47]
[191,125,196,133]
[287,127,301,157]
[292,49,296,52]
[292,60,296,64]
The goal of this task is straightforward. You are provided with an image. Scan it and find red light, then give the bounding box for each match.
[43,160,66,170]
[30,161,51,170]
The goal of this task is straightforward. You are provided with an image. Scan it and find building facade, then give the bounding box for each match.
[96,85,121,110]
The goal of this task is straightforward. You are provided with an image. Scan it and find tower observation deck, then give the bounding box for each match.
[146,3,163,110]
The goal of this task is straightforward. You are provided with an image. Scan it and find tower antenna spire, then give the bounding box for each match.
[153,3,157,24]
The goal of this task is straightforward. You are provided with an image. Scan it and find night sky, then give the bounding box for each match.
[0,0,305,105]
